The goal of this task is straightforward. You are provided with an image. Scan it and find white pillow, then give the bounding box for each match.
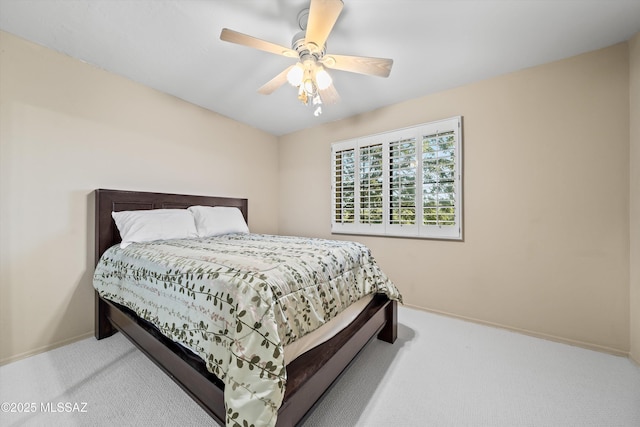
[188,205,249,238]
[112,209,198,248]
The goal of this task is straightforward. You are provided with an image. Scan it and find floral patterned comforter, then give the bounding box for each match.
[93,233,402,427]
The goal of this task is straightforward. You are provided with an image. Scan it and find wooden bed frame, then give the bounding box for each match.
[94,188,397,426]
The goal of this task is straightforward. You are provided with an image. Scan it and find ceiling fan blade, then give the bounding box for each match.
[258,65,294,95]
[319,82,340,105]
[220,28,297,58]
[321,54,393,77]
[305,0,344,51]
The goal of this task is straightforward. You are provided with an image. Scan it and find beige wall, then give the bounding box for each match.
[630,32,640,364]
[279,43,631,354]
[0,31,279,364]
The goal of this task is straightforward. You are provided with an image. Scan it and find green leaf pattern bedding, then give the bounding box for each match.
[93,233,402,427]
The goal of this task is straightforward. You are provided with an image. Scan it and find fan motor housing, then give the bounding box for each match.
[292,30,325,62]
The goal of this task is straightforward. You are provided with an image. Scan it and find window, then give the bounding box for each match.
[331,116,462,240]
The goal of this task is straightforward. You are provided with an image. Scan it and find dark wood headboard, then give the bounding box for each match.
[94,189,248,265]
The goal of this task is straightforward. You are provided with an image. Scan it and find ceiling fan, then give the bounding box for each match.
[220,0,393,116]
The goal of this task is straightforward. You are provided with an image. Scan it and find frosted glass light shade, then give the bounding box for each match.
[315,68,332,90]
[287,63,304,86]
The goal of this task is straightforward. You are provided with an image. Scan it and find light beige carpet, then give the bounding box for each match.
[1,306,639,426]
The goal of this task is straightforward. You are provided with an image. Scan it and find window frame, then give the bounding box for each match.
[331,116,463,240]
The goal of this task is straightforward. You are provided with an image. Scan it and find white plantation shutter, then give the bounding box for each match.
[359,143,384,225]
[331,117,462,240]
[423,130,456,226]
[418,118,462,238]
[332,146,356,226]
[389,136,417,225]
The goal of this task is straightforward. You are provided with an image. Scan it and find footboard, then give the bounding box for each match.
[279,295,397,425]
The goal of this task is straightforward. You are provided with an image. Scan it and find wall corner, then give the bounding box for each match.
[629,31,640,362]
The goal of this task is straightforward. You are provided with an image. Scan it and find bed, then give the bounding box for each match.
[93,189,400,426]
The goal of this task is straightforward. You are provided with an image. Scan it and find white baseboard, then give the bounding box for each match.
[404,303,629,358]
[0,331,94,366]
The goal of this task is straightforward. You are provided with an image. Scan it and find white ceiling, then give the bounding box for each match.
[1,0,639,136]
